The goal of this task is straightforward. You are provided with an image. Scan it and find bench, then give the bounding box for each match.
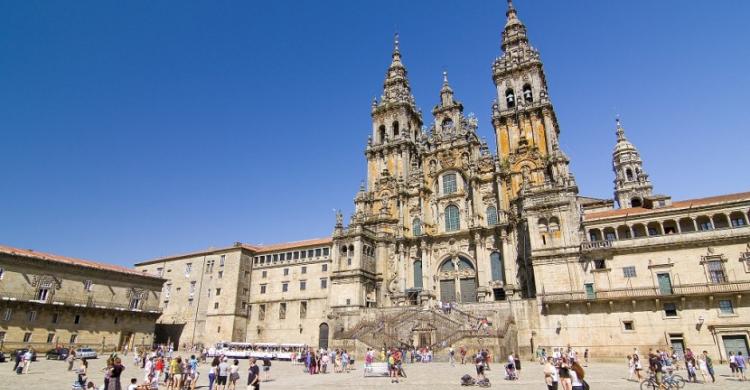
[363,362,389,377]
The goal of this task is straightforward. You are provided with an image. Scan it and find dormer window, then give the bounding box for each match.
[505,89,515,108]
[523,84,533,103]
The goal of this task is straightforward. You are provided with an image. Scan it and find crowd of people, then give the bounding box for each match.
[291,348,352,375]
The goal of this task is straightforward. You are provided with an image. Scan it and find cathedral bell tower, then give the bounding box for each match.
[366,34,423,192]
[491,0,575,202]
[612,117,653,208]
[491,0,581,298]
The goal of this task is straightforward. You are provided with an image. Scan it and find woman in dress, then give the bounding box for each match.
[633,354,643,381]
[558,357,572,390]
[696,354,709,383]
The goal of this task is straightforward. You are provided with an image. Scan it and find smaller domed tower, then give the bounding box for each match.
[612,117,653,208]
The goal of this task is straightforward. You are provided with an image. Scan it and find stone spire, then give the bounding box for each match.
[433,71,464,118]
[439,71,455,107]
[379,33,417,109]
[502,0,530,52]
[612,117,653,208]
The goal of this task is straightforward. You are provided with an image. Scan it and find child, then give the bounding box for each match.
[127,378,138,390]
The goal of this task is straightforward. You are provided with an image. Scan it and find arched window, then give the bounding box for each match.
[490,252,504,283]
[392,121,400,137]
[379,125,386,143]
[412,218,422,236]
[486,206,498,226]
[442,118,454,130]
[631,197,642,208]
[413,260,423,289]
[442,173,458,194]
[445,205,460,232]
[522,84,533,103]
[505,89,515,108]
[548,217,560,232]
[626,168,634,181]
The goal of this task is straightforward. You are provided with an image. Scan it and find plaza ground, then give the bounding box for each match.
[2,357,748,389]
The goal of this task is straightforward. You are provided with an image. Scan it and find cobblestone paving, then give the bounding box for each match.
[2,358,748,389]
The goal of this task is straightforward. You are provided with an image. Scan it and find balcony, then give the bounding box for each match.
[581,240,613,251]
[0,289,162,313]
[540,280,750,305]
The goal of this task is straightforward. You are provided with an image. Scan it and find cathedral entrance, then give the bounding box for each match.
[438,256,477,303]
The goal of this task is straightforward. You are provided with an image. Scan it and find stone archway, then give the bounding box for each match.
[438,256,477,303]
[319,323,329,349]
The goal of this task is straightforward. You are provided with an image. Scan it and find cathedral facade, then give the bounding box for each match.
[135,1,750,361]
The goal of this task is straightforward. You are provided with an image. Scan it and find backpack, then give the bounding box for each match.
[460,374,475,386]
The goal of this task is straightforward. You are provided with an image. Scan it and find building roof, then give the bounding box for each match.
[584,191,750,221]
[134,237,333,266]
[0,243,163,280]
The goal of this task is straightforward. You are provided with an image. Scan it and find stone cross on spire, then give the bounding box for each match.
[615,115,627,141]
[378,32,416,109]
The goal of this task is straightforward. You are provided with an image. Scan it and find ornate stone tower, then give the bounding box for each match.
[491,0,580,297]
[612,117,653,208]
[366,34,423,191]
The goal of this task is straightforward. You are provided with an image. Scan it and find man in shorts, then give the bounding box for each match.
[216,358,229,389]
[736,352,747,381]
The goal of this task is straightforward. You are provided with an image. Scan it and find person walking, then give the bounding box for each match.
[544,357,559,390]
[247,358,260,390]
[632,354,643,381]
[736,352,747,381]
[448,346,455,367]
[107,357,125,390]
[228,359,240,390]
[22,348,34,374]
[261,356,271,381]
[702,351,715,383]
[68,348,77,371]
[207,357,219,390]
[77,359,89,388]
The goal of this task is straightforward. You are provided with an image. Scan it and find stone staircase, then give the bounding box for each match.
[336,304,515,351]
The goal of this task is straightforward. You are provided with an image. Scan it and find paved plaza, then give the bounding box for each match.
[2,358,748,389]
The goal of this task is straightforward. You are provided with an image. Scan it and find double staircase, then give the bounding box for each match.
[337,305,515,351]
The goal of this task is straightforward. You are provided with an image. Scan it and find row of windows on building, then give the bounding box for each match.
[253,247,330,266]
[0,308,103,325]
[259,278,327,294]
[411,205,498,236]
[179,254,228,277]
[620,299,735,332]
[0,330,81,345]
[593,259,729,285]
[251,300,309,321]
[259,264,328,281]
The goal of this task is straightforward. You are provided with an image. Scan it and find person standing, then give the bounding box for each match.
[730,352,738,377]
[247,358,260,390]
[632,353,643,381]
[583,349,589,367]
[460,346,466,365]
[228,359,240,390]
[216,357,229,390]
[108,357,125,390]
[448,346,455,367]
[77,359,89,388]
[261,356,271,381]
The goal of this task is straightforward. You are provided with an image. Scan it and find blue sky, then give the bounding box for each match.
[1,1,748,266]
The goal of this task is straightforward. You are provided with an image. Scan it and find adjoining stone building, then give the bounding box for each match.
[136,0,750,362]
[0,244,163,352]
